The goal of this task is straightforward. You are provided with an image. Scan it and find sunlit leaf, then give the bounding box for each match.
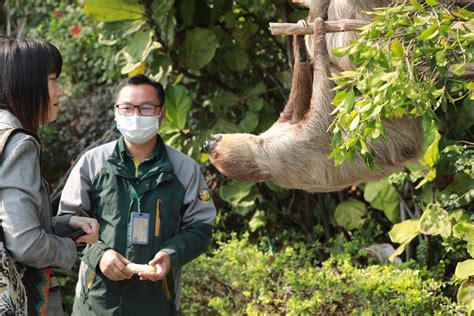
[391,39,404,58]
[84,0,144,22]
[453,222,474,241]
[389,219,420,244]
[127,61,145,77]
[457,279,474,311]
[409,0,425,12]
[418,25,438,41]
[467,240,474,258]
[455,260,474,280]
[249,210,266,232]
[426,0,440,5]
[389,234,417,262]
[450,63,466,77]
[419,203,451,238]
[422,129,441,167]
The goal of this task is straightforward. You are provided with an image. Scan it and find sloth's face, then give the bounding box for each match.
[203,133,269,182]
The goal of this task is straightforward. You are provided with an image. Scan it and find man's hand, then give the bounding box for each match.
[139,251,171,281]
[99,249,133,281]
[69,216,99,244]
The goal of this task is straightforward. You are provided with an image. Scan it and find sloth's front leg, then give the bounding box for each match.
[278,20,313,124]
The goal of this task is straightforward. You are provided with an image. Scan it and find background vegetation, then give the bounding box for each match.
[1,0,472,314]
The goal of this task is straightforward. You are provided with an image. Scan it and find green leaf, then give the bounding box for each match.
[457,279,474,311]
[265,182,289,199]
[179,0,195,27]
[212,119,241,134]
[223,47,249,72]
[349,114,360,131]
[391,39,404,58]
[332,45,351,57]
[409,0,425,12]
[389,234,418,262]
[455,260,474,280]
[152,0,174,26]
[422,129,441,167]
[453,222,474,241]
[425,0,440,6]
[389,219,420,244]
[165,85,192,129]
[419,203,451,238]
[180,28,218,69]
[239,111,259,133]
[418,25,438,41]
[344,88,355,112]
[124,30,152,62]
[84,0,144,22]
[333,89,348,106]
[247,98,264,112]
[450,63,466,77]
[468,240,474,258]
[249,210,266,232]
[364,179,400,223]
[232,22,259,50]
[334,198,367,230]
[219,181,254,205]
[117,30,161,74]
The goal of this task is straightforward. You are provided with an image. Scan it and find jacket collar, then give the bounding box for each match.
[108,135,174,179]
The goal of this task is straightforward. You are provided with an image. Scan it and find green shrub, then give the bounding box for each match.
[181,234,457,315]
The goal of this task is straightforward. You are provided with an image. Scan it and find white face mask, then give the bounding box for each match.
[116,113,161,144]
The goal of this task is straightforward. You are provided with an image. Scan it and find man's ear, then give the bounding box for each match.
[160,106,166,123]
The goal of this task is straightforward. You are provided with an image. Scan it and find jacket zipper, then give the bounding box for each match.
[163,276,172,300]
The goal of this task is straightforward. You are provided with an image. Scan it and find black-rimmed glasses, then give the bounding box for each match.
[115,103,162,116]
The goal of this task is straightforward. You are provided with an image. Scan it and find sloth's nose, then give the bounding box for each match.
[203,135,222,153]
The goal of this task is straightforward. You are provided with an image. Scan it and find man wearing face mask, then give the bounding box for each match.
[56,75,216,315]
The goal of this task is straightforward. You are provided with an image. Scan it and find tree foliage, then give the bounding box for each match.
[1,0,472,312]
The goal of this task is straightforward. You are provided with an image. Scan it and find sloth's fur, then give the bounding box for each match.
[205,1,423,192]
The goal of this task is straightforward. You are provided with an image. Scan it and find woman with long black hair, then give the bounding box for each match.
[0,37,99,315]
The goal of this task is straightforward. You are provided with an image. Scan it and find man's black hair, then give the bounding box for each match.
[115,74,165,106]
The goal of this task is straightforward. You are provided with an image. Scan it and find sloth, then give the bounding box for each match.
[203,1,423,193]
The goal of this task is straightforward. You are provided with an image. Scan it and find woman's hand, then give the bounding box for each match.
[69,216,99,244]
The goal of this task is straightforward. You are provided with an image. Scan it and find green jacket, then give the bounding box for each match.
[56,136,216,315]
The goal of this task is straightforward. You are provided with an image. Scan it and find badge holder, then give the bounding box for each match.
[129,185,150,245]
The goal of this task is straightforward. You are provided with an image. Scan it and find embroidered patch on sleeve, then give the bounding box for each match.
[198,188,211,203]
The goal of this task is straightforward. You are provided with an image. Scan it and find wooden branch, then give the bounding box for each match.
[270,20,474,36]
[269,20,369,35]
[292,0,310,7]
[291,0,474,7]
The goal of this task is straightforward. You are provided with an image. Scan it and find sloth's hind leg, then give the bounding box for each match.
[308,18,334,133]
[278,20,313,124]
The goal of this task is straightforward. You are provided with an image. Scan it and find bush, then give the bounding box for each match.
[181,234,457,315]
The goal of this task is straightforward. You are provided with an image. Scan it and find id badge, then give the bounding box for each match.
[129,212,150,245]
